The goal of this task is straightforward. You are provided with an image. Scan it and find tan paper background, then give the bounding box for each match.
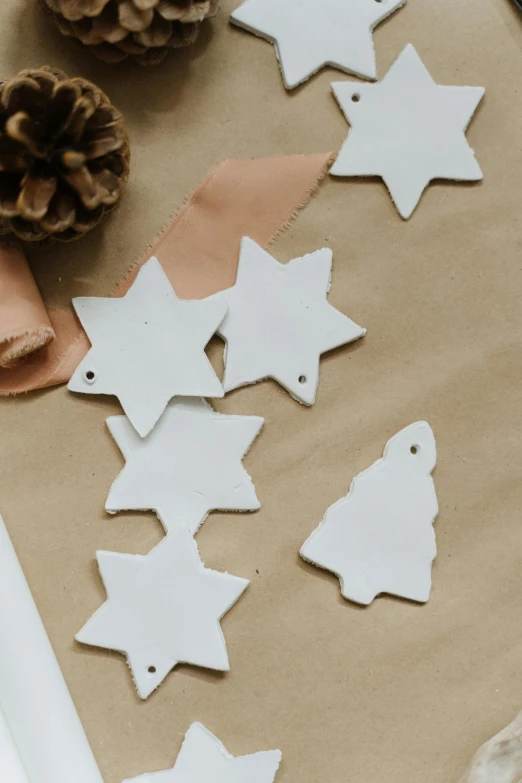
[1,0,522,779]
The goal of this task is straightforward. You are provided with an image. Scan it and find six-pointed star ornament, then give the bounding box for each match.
[68,257,227,437]
[123,722,282,783]
[207,237,366,405]
[230,0,405,89]
[76,525,249,699]
[106,397,264,534]
[330,44,485,219]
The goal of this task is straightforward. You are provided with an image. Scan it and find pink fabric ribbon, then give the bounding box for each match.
[0,153,333,395]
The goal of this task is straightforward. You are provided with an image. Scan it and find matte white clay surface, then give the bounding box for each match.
[330,44,485,218]
[76,525,249,699]
[207,237,366,405]
[231,0,405,89]
[458,710,522,783]
[300,422,438,605]
[124,722,282,783]
[106,397,264,534]
[68,257,226,437]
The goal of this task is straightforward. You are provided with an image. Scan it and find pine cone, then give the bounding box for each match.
[0,67,130,243]
[43,0,219,66]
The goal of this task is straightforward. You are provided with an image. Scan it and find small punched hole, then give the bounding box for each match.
[410,445,419,455]
[298,375,307,384]
[352,94,361,102]
[84,370,96,384]
[148,666,156,674]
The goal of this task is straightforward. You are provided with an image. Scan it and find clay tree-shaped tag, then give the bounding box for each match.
[300,422,439,605]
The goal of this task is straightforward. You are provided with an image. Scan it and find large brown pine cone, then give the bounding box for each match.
[44,0,218,66]
[0,67,130,243]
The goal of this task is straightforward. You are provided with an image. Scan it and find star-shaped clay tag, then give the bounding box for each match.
[106,397,264,534]
[330,44,485,218]
[207,237,366,405]
[76,526,249,699]
[68,257,227,437]
[230,0,405,89]
[300,422,438,605]
[123,722,282,783]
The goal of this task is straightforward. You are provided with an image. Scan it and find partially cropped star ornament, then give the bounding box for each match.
[330,44,485,218]
[123,722,282,783]
[68,257,227,437]
[230,0,405,89]
[106,397,264,534]
[207,237,366,405]
[76,526,249,699]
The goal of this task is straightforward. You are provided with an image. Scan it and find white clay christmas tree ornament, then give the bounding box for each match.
[123,722,282,783]
[300,422,438,605]
[330,44,485,218]
[76,526,249,699]
[68,257,227,437]
[207,237,365,405]
[230,0,405,89]
[106,397,264,534]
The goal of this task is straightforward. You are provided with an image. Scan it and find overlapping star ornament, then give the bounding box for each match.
[76,526,249,699]
[330,44,485,218]
[106,397,264,534]
[68,257,227,437]
[124,722,282,783]
[207,237,366,405]
[230,0,405,89]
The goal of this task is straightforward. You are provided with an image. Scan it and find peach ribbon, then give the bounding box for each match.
[0,153,333,395]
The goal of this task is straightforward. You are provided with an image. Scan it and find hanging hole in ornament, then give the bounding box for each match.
[148,666,156,674]
[84,370,96,384]
[298,375,307,384]
[410,445,420,455]
[352,93,361,103]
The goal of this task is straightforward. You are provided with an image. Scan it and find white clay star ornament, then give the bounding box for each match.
[207,237,366,405]
[300,422,438,605]
[123,722,282,783]
[231,0,405,89]
[106,397,264,534]
[68,257,227,437]
[76,526,249,699]
[330,44,485,218]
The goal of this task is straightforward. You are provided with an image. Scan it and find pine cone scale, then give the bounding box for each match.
[93,11,130,43]
[134,13,172,46]
[3,77,45,117]
[46,83,84,146]
[118,2,154,32]
[17,173,58,221]
[65,97,96,143]
[133,0,158,10]
[0,177,22,218]
[71,18,106,45]
[113,36,148,54]
[59,0,112,21]
[40,191,76,233]
[6,114,45,160]
[84,127,125,160]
